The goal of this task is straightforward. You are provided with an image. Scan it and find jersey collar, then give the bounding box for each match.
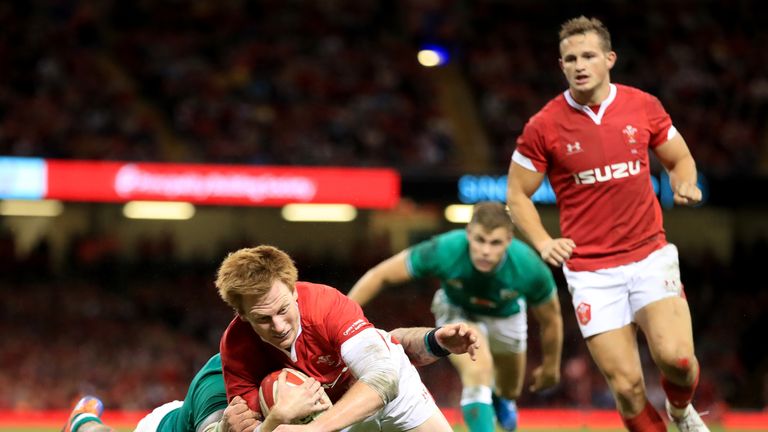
[564,83,617,125]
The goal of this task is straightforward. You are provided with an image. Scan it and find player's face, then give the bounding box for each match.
[466,224,512,273]
[559,31,616,103]
[240,280,300,351]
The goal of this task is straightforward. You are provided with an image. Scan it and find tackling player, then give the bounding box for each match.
[347,201,563,432]
[61,325,480,432]
[506,16,707,432]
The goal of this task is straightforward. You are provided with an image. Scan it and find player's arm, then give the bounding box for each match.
[391,323,480,366]
[506,159,574,266]
[528,293,563,392]
[305,328,399,432]
[347,250,412,306]
[653,133,701,206]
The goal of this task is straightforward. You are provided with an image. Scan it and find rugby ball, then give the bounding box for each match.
[258,368,331,424]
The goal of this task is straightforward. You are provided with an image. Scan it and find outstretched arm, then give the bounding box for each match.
[507,160,575,266]
[391,323,480,366]
[528,294,563,392]
[347,250,412,306]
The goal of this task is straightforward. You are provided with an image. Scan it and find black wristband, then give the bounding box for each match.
[425,327,451,357]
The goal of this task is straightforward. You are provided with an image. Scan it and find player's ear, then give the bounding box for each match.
[606,51,617,69]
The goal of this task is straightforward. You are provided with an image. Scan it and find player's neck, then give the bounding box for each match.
[569,81,612,106]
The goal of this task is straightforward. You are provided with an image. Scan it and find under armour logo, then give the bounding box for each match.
[566,142,583,154]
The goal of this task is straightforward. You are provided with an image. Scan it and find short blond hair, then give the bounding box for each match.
[559,16,612,52]
[215,245,298,314]
[470,201,514,233]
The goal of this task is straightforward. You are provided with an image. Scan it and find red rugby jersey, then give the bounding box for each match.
[220,281,374,413]
[514,84,674,271]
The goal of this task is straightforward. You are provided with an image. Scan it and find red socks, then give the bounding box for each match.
[662,369,699,409]
[622,401,667,432]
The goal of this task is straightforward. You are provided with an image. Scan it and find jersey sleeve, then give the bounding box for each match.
[514,114,550,172]
[645,94,674,148]
[219,318,275,414]
[406,236,441,279]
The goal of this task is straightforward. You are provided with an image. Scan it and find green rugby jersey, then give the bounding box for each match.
[407,229,556,317]
[157,354,227,432]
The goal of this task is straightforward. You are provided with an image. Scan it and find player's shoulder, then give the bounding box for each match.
[528,93,568,125]
[615,83,657,103]
[507,237,539,257]
[296,281,354,318]
[220,316,261,357]
[436,229,468,245]
[412,229,465,253]
[297,281,345,305]
[524,93,568,130]
[508,239,549,269]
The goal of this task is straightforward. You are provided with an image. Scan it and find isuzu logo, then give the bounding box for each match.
[572,160,641,185]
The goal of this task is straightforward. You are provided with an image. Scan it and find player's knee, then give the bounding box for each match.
[606,371,645,405]
[457,364,494,386]
[658,351,698,382]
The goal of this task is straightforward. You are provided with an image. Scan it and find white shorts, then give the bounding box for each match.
[134,400,183,432]
[431,289,527,353]
[343,331,442,431]
[563,244,684,338]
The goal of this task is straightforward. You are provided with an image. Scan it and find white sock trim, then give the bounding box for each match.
[71,413,100,432]
[460,385,493,405]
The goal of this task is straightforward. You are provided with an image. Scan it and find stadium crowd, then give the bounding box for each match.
[1,0,766,175]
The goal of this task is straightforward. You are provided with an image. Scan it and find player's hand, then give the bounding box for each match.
[222,396,262,432]
[435,322,481,361]
[529,364,560,393]
[538,238,575,267]
[673,182,702,206]
[271,370,331,424]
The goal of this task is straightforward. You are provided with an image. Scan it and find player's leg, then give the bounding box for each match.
[636,297,707,431]
[485,312,528,431]
[631,245,708,431]
[448,327,496,432]
[584,327,646,413]
[431,289,496,432]
[586,326,666,431]
[564,266,666,432]
[490,351,525,431]
[135,401,185,432]
[62,396,113,432]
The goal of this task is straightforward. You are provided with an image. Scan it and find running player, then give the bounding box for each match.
[506,15,707,432]
[348,201,563,432]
